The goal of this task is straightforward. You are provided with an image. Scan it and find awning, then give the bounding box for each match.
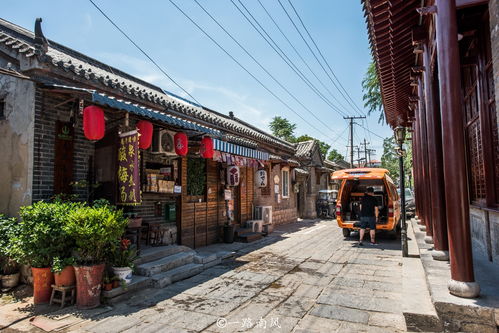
[91,92,221,137]
[213,138,269,161]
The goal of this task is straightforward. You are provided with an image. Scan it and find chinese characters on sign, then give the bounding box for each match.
[256,169,267,188]
[117,130,141,205]
[227,166,240,186]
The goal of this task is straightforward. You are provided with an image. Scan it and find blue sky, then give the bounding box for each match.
[3,0,391,160]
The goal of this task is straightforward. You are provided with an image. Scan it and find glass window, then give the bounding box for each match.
[282,168,289,198]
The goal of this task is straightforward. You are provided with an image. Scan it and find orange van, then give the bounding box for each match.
[332,168,401,238]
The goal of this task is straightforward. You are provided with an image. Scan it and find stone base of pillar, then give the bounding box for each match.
[419,225,426,232]
[431,250,449,261]
[424,235,434,244]
[448,279,480,298]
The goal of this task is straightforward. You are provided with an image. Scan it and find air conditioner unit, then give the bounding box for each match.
[152,129,176,155]
[254,206,273,224]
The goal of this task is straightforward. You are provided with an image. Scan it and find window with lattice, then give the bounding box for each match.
[460,10,498,207]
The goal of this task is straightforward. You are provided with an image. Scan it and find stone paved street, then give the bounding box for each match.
[60,219,406,333]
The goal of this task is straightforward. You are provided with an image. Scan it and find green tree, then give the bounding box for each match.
[327,149,344,162]
[380,136,412,187]
[269,116,296,142]
[361,61,385,124]
[295,135,330,159]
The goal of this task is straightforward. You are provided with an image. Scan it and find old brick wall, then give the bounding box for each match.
[253,163,298,225]
[32,89,95,201]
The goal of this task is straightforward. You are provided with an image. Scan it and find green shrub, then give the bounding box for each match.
[11,201,79,268]
[64,205,127,265]
[0,214,20,274]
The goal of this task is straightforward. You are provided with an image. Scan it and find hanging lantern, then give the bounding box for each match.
[227,166,240,186]
[83,105,105,141]
[136,120,153,149]
[256,169,267,188]
[200,136,214,159]
[174,132,188,156]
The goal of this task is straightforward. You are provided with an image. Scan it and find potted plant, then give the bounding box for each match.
[8,202,78,304]
[110,239,138,285]
[0,215,20,289]
[111,275,120,289]
[102,274,113,291]
[64,204,127,309]
[51,257,76,287]
[1,257,20,289]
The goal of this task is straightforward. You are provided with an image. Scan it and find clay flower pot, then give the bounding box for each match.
[54,266,76,287]
[31,267,54,304]
[1,272,20,289]
[74,263,105,309]
[103,283,113,291]
[112,267,133,284]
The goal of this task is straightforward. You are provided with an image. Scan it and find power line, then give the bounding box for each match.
[286,0,367,117]
[277,0,360,118]
[87,0,201,105]
[192,0,347,142]
[230,0,348,118]
[168,0,342,145]
[256,0,352,117]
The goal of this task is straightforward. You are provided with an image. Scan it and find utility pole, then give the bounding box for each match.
[367,148,376,167]
[344,116,366,168]
[360,138,369,167]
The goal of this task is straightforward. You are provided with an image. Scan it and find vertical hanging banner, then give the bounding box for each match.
[117,130,141,205]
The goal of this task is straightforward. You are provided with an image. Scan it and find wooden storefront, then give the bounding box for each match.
[178,157,255,248]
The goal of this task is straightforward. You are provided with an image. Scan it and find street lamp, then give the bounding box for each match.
[394,126,408,257]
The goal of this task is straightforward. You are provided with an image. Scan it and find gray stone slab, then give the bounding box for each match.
[273,296,316,318]
[309,304,369,324]
[294,315,343,332]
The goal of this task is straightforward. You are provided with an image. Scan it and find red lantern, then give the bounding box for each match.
[136,120,153,149]
[83,106,105,141]
[174,132,188,156]
[200,136,214,159]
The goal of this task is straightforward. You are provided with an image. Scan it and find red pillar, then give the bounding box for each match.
[417,77,433,240]
[412,114,423,224]
[435,0,479,297]
[423,42,449,258]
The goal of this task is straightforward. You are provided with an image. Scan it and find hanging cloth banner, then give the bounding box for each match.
[117,130,141,205]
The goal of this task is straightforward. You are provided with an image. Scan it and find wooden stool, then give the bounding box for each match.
[49,285,75,308]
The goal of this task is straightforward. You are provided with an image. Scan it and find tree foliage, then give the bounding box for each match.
[380,137,413,187]
[269,116,333,159]
[362,62,385,124]
[269,116,296,142]
[327,149,344,162]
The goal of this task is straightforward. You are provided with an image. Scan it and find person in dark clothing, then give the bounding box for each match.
[358,187,379,245]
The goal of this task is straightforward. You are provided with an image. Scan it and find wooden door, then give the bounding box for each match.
[53,121,74,195]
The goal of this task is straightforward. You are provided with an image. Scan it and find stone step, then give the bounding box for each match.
[151,263,204,288]
[135,251,195,277]
[237,232,263,243]
[102,275,151,304]
[134,245,192,266]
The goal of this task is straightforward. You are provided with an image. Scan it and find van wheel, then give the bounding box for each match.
[342,228,351,238]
